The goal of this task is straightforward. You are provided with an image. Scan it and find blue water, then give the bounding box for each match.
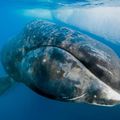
[0,1,120,120]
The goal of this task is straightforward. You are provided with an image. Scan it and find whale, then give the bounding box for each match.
[0,20,120,106]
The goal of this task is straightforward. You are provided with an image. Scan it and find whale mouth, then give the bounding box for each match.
[20,45,120,106]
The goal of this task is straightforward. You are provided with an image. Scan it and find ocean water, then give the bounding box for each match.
[0,0,120,120]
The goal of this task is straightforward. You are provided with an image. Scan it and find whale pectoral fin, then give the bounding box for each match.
[0,76,14,95]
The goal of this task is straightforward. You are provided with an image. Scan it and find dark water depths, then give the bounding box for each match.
[0,1,120,120]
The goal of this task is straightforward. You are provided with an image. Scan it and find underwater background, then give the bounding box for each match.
[0,0,120,120]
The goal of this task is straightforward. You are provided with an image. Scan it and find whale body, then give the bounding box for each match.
[0,20,120,106]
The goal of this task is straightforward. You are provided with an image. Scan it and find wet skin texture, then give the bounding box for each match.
[1,20,120,106]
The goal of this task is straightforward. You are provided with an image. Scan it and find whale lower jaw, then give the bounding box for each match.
[67,76,120,106]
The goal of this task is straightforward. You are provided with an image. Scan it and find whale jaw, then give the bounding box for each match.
[77,78,120,106]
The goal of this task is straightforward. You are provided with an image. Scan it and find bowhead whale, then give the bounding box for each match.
[0,20,120,106]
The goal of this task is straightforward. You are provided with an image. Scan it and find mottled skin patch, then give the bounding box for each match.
[21,47,84,100]
[1,20,120,106]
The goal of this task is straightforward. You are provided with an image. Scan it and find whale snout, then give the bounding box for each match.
[84,79,120,106]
